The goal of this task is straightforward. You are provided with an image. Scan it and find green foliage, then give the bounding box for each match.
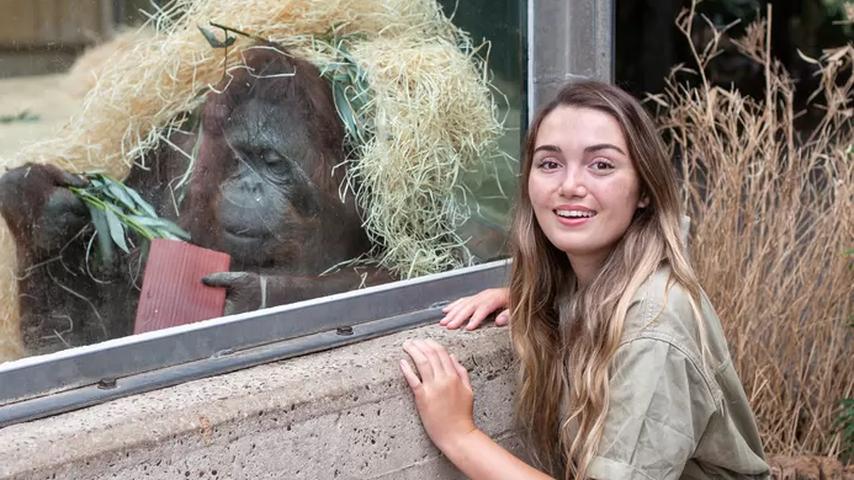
[840,398,854,461]
[315,30,374,156]
[197,23,237,49]
[0,110,40,124]
[69,174,190,263]
[841,247,854,460]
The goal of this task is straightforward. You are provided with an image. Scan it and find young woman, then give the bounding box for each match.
[400,81,770,479]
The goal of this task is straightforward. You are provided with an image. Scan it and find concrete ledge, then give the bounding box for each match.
[0,323,519,479]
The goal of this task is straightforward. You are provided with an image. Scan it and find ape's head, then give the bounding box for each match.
[184,46,369,272]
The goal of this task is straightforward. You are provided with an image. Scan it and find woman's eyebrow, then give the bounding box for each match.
[584,143,626,155]
[533,144,561,154]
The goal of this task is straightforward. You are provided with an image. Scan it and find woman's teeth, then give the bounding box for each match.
[555,209,595,218]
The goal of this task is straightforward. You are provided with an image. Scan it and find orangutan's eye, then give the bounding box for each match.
[260,150,282,165]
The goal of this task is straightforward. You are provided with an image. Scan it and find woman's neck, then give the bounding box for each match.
[567,252,609,288]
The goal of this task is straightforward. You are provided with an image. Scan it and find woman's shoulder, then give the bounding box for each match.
[626,266,699,330]
[623,266,731,371]
[633,267,697,313]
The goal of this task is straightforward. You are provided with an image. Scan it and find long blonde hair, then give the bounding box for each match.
[509,81,701,478]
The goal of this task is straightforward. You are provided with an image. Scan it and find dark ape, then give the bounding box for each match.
[0,47,390,355]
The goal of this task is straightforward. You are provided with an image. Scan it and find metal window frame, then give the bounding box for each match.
[527,0,614,114]
[0,0,615,428]
[0,260,510,426]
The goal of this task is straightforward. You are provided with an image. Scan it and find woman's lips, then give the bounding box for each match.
[553,207,597,226]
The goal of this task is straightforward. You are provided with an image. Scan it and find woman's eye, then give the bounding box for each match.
[591,160,613,171]
[538,159,560,170]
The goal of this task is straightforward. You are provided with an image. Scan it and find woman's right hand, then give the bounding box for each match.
[439,288,510,330]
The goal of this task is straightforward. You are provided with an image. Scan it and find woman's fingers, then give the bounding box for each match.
[402,339,460,383]
[399,338,477,450]
[495,309,510,326]
[450,354,471,391]
[440,301,473,327]
[441,296,467,314]
[443,304,476,329]
[424,339,455,375]
[417,339,452,378]
[399,359,422,390]
[438,288,510,330]
[464,305,494,330]
[403,340,435,382]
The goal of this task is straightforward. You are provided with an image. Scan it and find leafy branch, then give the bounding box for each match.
[69,174,190,263]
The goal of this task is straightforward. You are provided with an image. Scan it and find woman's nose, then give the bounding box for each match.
[558,165,587,198]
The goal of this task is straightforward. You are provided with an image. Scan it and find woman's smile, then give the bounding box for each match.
[553,205,597,226]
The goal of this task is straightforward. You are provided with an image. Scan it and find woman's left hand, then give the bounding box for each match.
[400,339,477,451]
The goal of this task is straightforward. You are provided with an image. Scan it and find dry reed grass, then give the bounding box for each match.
[650,3,853,456]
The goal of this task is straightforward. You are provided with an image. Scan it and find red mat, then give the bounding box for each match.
[134,239,231,334]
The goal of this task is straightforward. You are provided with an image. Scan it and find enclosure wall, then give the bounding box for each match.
[0,325,519,479]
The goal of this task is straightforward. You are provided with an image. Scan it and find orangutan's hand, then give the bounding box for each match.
[202,271,269,315]
[0,163,89,255]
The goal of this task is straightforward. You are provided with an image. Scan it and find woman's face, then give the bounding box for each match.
[528,105,647,269]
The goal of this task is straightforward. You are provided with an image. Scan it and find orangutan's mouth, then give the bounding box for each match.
[222,221,271,238]
[222,230,269,249]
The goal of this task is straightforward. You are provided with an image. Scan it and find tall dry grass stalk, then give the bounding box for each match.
[650,3,853,456]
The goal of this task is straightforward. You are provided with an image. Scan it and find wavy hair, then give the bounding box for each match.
[508,81,702,478]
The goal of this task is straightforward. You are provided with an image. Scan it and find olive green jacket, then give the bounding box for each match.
[586,268,770,480]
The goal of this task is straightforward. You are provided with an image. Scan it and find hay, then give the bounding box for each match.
[0,0,504,361]
[62,28,157,98]
[345,35,503,275]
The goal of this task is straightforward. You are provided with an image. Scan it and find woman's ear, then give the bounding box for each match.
[637,194,650,209]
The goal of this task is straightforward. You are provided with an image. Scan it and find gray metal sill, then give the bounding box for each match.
[0,259,510,428]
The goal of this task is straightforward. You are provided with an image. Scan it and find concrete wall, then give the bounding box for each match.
[0,324,520,479]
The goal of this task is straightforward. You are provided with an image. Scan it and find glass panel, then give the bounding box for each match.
[0,1,524,376]
[437,0,524,235]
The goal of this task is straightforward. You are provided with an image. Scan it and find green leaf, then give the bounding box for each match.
[122,217,156,240]
[87,178,105,192]
[86,204,114,263]
[106,181,137,212]
[104,208,130,254]
[127,215,190,240]
[198,25,236,49]
[0,110,40,124]
[333,84,358,137]
[124,186,158,217]
[156,230,184,241]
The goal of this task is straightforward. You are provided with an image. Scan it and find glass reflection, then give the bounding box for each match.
[0,0,525,361]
